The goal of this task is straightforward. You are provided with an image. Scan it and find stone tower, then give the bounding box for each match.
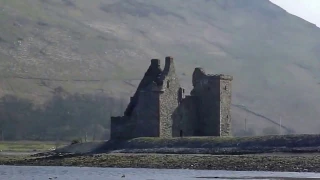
[158,57,180,138]
[191,68,233,136]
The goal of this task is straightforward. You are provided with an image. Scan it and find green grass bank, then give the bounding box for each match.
[0,141,67,153]
[88,134,320,155]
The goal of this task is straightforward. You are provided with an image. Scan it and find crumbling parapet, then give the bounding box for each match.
[124,59,162,116]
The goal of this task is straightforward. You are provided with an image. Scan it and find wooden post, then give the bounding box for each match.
[279,116,282,135]
[244,118,247,132]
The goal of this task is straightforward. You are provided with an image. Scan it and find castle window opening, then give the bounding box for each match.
[180,130,183,137]
[167,81,170,88]
[224,86,227,90]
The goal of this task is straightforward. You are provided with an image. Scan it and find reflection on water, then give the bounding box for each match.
[1,165,320,180]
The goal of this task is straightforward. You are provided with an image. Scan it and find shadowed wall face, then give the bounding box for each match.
[193,77,221,136]
[132,90,160,137]
[172,95,197,137]
[110,116,130,139]
[188,71,233,137]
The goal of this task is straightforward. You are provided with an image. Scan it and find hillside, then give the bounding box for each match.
[0,0,320,134]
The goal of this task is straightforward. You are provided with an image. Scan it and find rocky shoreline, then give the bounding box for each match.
[2,134,320,172]
[53,134,320,155]
[2,153,320,173]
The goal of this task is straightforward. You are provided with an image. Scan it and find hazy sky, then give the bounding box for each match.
[270,0,320,27]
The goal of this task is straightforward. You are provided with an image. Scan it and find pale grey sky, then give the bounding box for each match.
[270,0,320,27]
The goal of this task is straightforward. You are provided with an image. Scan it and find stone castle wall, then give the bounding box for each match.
[131,90,160,137]
[189,69,233,136]
[219,78,232,136]
[194,77,220,136]
[124,59,162,117]
[110,116,130,139]
[172,95,198,137]
[110,56,233,139]
[159,57,181,138]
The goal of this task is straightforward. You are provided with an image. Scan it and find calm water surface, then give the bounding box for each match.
[1,165,320,180]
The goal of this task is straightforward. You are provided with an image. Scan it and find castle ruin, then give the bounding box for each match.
[111,56,233,139]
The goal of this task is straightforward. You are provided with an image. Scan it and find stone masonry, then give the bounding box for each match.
[110,56,233,139]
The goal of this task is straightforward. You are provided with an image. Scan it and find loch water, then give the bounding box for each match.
[1,165,320,180]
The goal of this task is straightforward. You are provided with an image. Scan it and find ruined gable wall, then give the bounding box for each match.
[159,57,181,138]
[124,59,162,116]
[111,59,162,139]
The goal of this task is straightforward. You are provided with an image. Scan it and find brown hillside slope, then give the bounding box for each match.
[0,0,320,134]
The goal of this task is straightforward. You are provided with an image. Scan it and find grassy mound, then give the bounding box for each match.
[80,134,320,155]
[115,134,320,149]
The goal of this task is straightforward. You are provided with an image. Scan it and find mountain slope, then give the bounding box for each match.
[1,0,320,134]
